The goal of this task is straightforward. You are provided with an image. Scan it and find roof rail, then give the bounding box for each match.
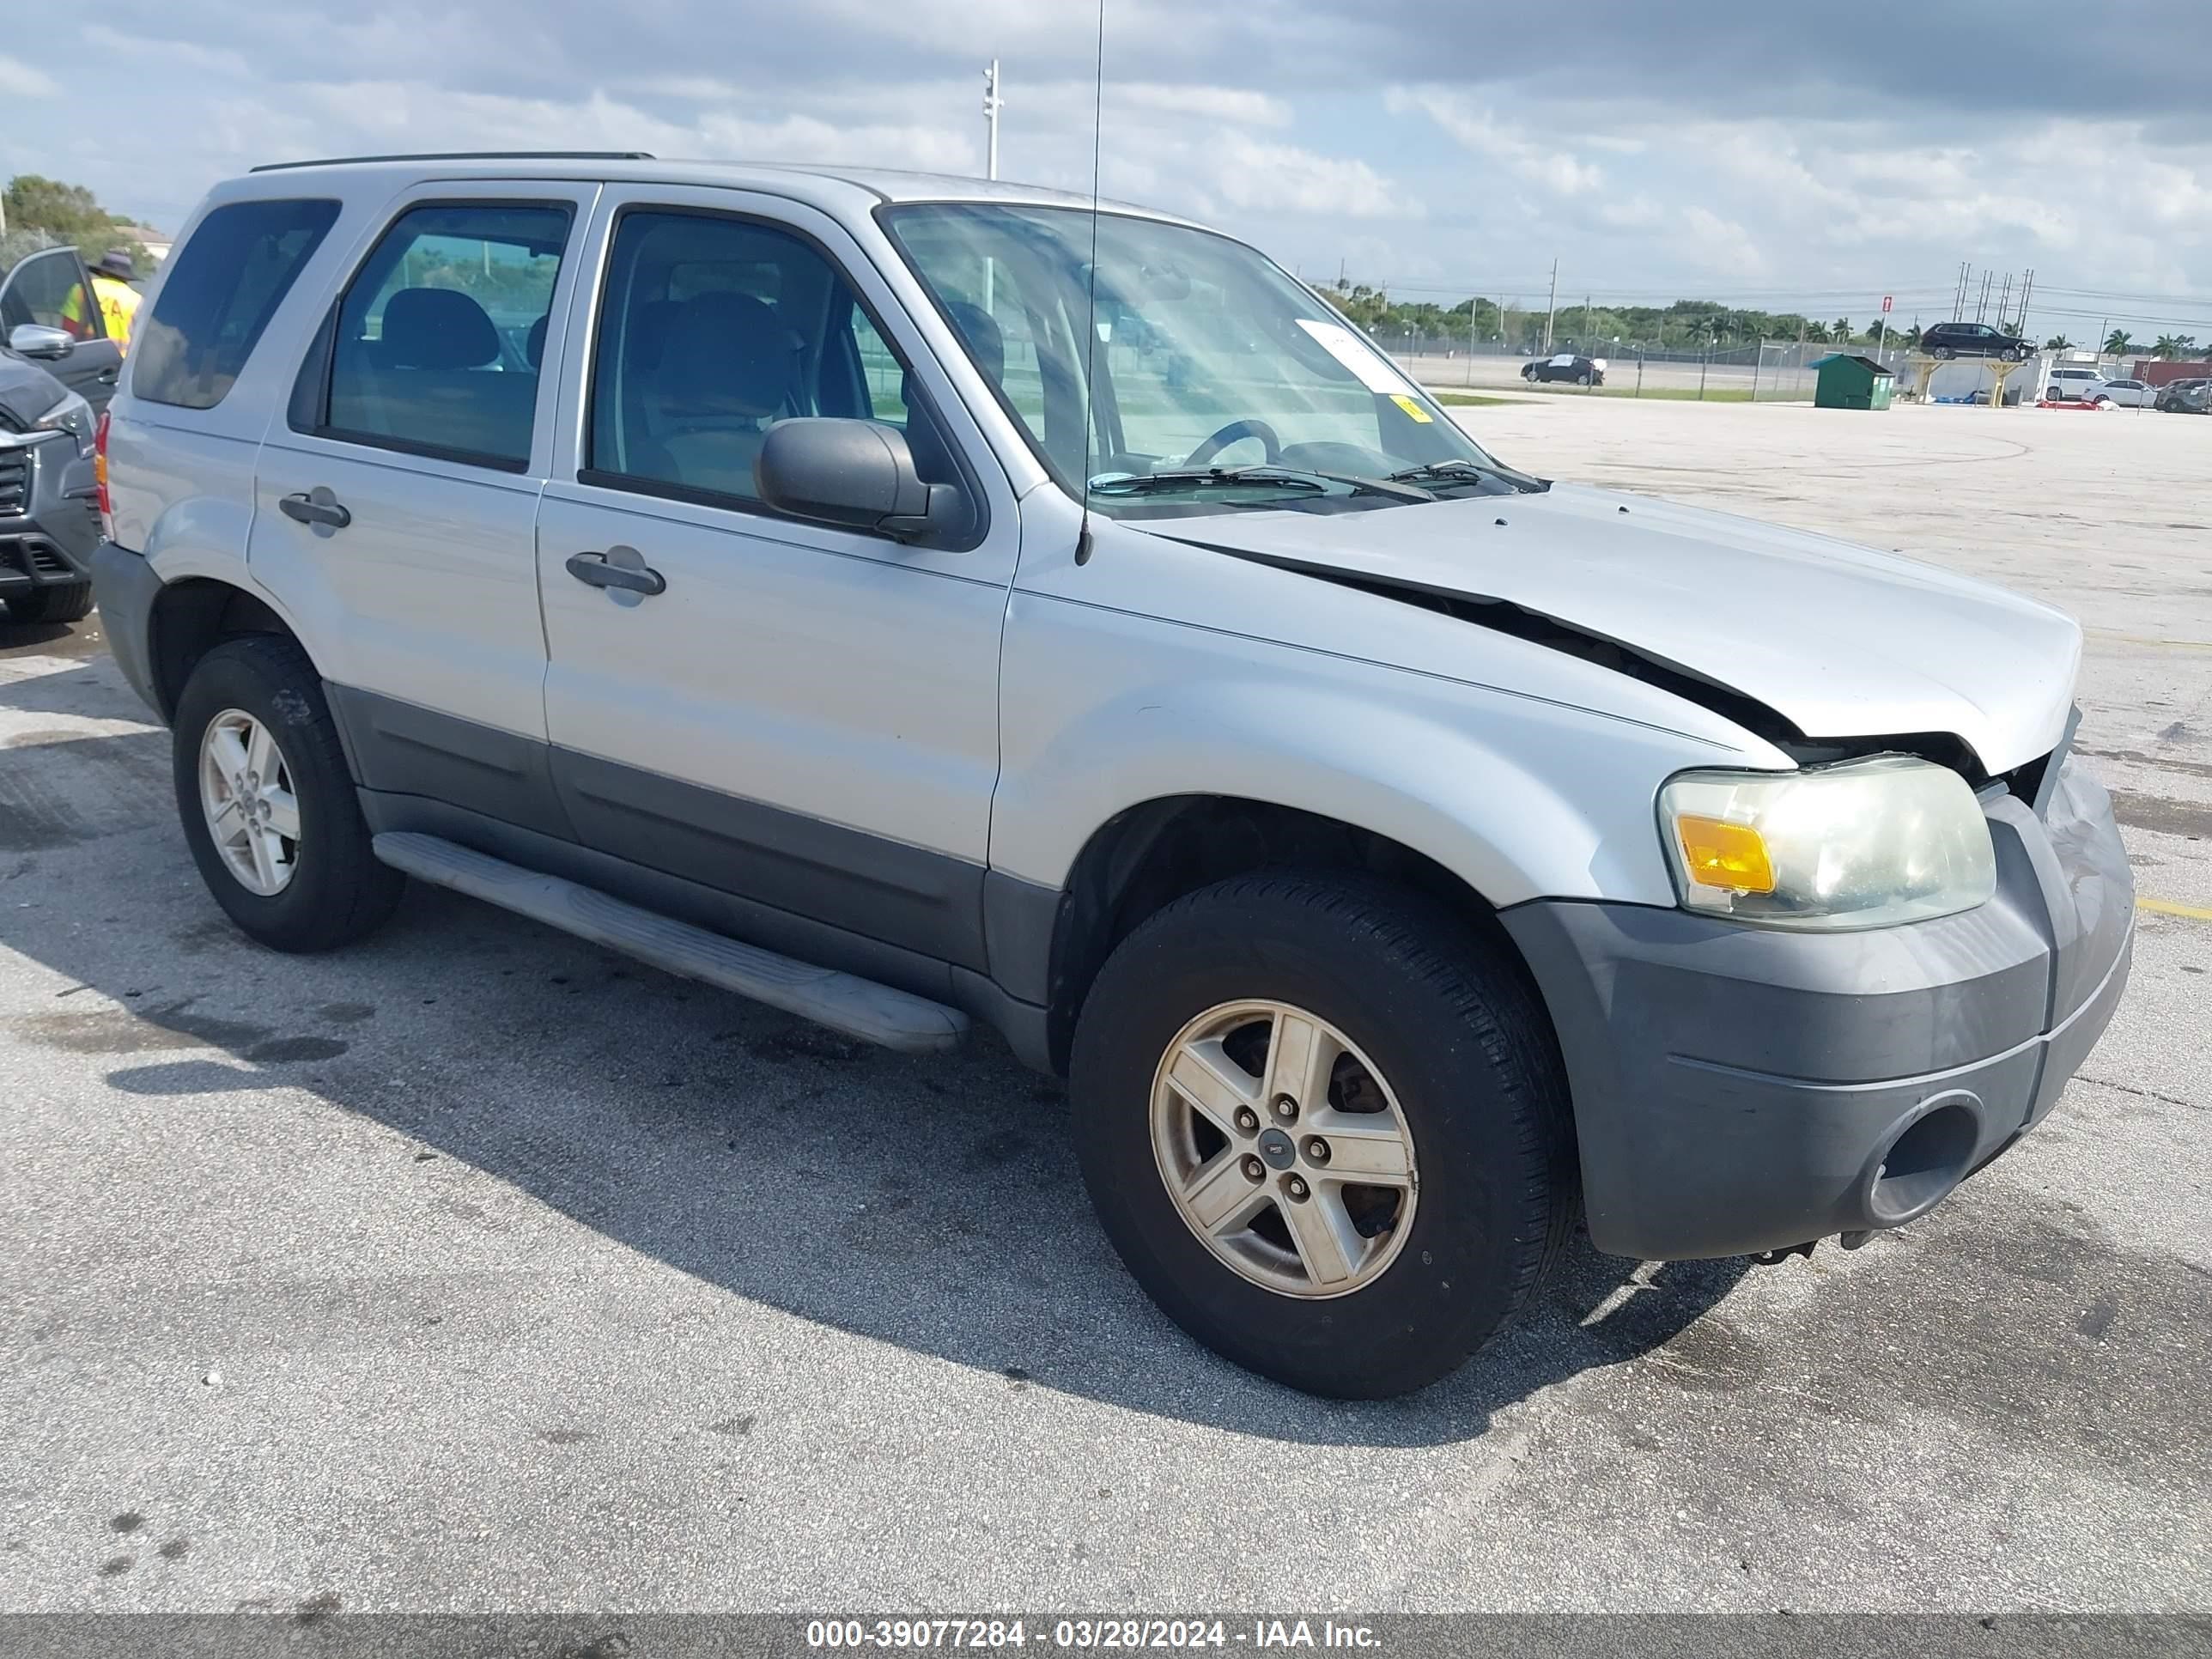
[248,151,655,173]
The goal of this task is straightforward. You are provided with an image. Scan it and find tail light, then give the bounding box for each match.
[94,409,112,542]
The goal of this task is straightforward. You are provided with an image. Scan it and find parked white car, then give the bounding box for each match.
[2094,377,2156,408]
[93,155,2133,1398]
[2043,366,2110,403]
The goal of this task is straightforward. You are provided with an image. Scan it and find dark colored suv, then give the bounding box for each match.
[1919,321,2031,362]
[0,338,101,623]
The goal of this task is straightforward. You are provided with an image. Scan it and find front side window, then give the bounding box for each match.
[586,208,956,511]
[313,202,571,470]
[882,203,1532,519]
[132,198,339,410]
[2,250,100,341]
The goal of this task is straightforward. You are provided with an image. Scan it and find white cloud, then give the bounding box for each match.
[1389,88,1603,196]
[1112,83,1291,128]
[0,54,60,99]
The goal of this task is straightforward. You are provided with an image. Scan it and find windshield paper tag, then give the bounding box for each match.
[1295,319,1415,394]
[1389,393,1434,423]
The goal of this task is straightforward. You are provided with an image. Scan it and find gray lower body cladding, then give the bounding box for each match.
[1502,759,2135,1261]
[91,542,165,713]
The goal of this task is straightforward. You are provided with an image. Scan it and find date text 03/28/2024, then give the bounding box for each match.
[804,1620,1382,1650]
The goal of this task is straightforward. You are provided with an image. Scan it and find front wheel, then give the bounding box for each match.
[1934,346,1955,360]
[1577,371,1592,386]
[1070,875,1577,1398]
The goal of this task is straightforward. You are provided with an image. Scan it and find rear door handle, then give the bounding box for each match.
[278,488,351,530]
[565,547,666,597]
[95,367,118,385]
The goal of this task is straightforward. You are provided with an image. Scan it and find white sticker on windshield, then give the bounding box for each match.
[1295,319,1415,394]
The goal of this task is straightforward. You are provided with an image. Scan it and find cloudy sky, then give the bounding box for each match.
[8,0,2211,338]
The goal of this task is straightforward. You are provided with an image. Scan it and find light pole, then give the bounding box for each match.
[982,60,1004,182]
[981,58,1004,314]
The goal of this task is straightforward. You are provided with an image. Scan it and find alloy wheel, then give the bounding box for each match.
[198,708,301,896]
[1149,999,1418,1298]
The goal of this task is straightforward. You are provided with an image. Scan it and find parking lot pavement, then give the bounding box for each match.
[2,400,2207,1615]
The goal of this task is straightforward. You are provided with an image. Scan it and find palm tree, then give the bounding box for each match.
[2045,334,2072,350]
[2105,329,2134,355]
[2154,334,2185,359]
[2178,335,2199,357]
[1832,316,1851,342]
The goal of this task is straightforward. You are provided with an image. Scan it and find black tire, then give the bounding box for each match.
[1934,346,1954,360]
[1069,875,1577,1399]
[1577,371,1592,386]
[3,580,94,624]
[171,634,404,952]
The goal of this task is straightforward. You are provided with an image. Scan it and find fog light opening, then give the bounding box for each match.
[1867,1099,1981,1227]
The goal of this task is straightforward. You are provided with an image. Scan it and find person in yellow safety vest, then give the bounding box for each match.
[90,250,143,351]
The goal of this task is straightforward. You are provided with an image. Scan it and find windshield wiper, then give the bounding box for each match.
[1385,459,1540,492]
[1089,465,1435,501]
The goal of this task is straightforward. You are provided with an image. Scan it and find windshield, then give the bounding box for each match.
[880,204,1521,517]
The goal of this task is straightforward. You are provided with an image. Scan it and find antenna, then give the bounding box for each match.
[981,60,1004,182]
[1073,2,1106,566]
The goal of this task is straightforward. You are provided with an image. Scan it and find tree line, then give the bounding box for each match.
[1318,281,2208,359]
[3,175,154,272]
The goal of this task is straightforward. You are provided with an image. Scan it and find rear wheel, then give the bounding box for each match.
[1070,875,1576,1398]
[172,635,404,952]
[1934,345,1955,360]
[3,581,94,624]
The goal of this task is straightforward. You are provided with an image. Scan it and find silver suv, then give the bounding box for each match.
[93,155,2133,1398]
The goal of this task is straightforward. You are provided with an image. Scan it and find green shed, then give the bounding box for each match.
[1812,353,1896,410]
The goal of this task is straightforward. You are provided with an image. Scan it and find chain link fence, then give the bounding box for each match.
[1373,332,1922,402]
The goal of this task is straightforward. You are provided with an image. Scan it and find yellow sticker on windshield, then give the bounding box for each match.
[1390,393,1434,423]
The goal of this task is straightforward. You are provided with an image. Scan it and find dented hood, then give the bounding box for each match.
[1153,483,2079,773]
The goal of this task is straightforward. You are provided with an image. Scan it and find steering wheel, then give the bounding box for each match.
[1183,418,1282,469]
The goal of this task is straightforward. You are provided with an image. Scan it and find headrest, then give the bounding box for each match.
[942,300,1006,384]
[655,291,799,418]
[525,313,548,370]
[381,288,498,370]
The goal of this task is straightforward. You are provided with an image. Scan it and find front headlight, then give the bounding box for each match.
[1658,754,1996,931]
[33,389,95,458]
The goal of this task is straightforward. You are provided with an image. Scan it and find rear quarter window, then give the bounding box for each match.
[131,198,340,410]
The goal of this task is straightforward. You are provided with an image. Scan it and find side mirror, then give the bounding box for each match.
[9,323,74,361]
[755,418,966,544]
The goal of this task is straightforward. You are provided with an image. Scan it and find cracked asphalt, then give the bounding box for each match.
[1,398,2206,1615]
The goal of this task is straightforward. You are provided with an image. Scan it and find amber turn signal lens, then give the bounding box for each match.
[1674,814,1777,893]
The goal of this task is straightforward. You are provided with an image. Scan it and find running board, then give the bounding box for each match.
[371,831,969,1054]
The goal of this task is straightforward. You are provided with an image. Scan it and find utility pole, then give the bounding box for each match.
[1954,261,1969,319]
[2017,267,2034,338]
[1582,293,1592,343]
[981,59,1003,181]
[1996,271,2012,328]
[1976,270,1993,322]
[1541,257,1559,352]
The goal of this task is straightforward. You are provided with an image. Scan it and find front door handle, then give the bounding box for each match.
[278,488,351,530]
[566,547,666,597]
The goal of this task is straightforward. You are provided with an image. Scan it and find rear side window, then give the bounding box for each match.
[131,198,339,410]
[305,202,572,472]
